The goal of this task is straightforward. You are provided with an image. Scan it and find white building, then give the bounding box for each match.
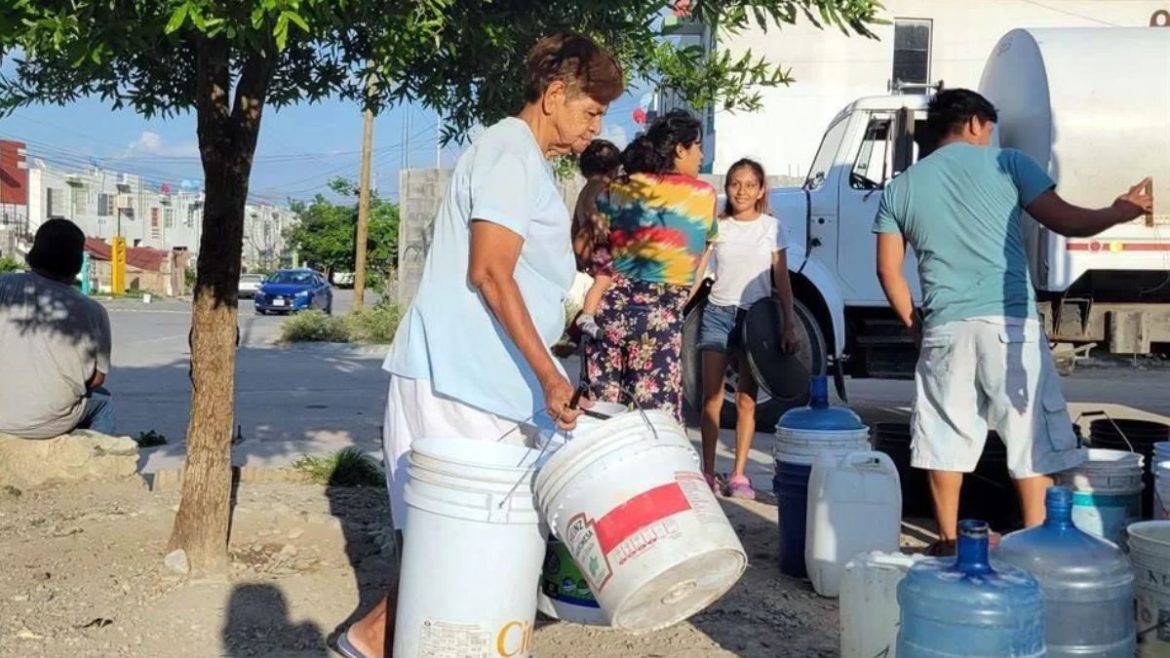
[660,0,1170,179]
[25,161,297,270]
[243,202,299,272]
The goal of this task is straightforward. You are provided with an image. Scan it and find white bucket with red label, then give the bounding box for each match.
[534,409,747,633]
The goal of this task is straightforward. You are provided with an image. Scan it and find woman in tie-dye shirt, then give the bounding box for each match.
[581,110,717,421]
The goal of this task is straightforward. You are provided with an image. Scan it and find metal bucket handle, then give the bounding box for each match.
[495,382,662,506]
[1075,409,1137,454]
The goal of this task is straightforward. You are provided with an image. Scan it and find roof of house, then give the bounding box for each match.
[84,238,168,272]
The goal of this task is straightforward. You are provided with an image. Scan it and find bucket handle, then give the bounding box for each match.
[1076,410,1136,454]
[565,382,663,443]
[493,382,664,509]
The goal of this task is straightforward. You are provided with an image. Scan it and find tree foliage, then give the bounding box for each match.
[0,0,882,139]
[286,178,399,287]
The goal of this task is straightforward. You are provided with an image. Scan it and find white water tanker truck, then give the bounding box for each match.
[683,27,1170,429]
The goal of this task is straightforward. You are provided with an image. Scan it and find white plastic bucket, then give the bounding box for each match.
[773,426,871,466]
[535,410,747,632]
[1156,461,1170,520]
[535,401,630,468]
[394,438,546,658]
[1155,442,1170,463]
[840,551,925,658]
[1128,521,1170,655]
[1057,449,1144,546]
[805,451,902,598]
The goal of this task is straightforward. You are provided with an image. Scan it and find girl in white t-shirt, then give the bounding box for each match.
[696,158,799,499]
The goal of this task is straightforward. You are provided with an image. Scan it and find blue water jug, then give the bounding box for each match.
[772,375,867,577]
[897,520,1046,657]
[996,486,1135,658]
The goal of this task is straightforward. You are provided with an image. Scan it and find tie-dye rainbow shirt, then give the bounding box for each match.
[600,173,718,286]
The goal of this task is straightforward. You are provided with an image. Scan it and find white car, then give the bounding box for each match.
[238,273,265,299]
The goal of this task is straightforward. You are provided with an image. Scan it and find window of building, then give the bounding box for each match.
[98,193,114,217]
[892,19,932,88]
[71,185,89,216]
[46,187,65,217]
[164,207,175,229]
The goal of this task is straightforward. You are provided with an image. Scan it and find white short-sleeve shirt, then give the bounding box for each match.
[708,213,787,308]
[382,117,574,423]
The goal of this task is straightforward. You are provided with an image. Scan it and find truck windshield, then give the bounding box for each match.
[804,115,850,191]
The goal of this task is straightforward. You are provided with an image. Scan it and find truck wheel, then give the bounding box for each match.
[683,297,828,431]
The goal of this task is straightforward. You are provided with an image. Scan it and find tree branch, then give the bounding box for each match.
[230,49,276,155]
[194,34,232,164]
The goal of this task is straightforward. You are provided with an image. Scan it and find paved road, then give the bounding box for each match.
[104,290,388,473]
[101,291,1170,480]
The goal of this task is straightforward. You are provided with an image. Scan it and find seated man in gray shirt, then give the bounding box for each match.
[0,219,114,438]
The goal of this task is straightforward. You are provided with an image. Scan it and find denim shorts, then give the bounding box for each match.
[698,303,746,353]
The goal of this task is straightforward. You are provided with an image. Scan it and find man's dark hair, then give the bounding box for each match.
[579,139,621,178]
[927,89,999,139]
[623,109,703,175]
[27,218,85,279]
[524,33,624,106]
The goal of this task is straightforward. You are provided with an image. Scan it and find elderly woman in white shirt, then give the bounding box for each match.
[336,33,623,658]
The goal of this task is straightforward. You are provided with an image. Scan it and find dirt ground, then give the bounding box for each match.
[0,476,929,658]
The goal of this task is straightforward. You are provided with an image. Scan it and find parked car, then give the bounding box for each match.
[238,273,265,299]
[254,268,333,315]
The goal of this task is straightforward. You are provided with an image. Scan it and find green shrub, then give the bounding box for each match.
[280,310,349,343]
[345,303,401,344]
[0,257,22,274]
[293,448,385,487]
[280,304,401,344]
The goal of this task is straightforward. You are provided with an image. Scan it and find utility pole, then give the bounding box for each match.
[353,75,376,312]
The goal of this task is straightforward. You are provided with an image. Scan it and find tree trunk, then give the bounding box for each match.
[168,37,273,573]
[166,169,247,572]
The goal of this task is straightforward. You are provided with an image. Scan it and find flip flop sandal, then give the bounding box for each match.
[334,630,373,658]
[925,540,956,557]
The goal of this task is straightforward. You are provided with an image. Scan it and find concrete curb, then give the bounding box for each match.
[147,465,319,493]
[272,342,390,357]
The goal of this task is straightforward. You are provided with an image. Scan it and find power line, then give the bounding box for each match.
[1018,0,1121,26]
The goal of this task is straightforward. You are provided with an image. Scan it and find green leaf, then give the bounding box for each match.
[274,12,289,50]
[164,3,189,34]
[282,10,309,33]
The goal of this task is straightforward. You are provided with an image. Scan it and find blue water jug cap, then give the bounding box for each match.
[1044,486,1073,526]
[777,375,865,431]
[955,519,994,576]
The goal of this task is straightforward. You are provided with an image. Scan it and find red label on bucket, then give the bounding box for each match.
[595,483,692,554]
[565,482,695,593]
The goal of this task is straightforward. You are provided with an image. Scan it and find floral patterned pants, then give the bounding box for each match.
[583,276,689,423]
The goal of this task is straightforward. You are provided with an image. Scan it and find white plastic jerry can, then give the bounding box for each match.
[805,450,902,597]
[840,551,924,658]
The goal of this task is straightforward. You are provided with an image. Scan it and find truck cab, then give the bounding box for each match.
[772,95,935,380]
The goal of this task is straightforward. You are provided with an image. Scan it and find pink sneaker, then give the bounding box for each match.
[727,475,756,500]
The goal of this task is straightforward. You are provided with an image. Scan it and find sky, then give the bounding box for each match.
[0,86,645,206]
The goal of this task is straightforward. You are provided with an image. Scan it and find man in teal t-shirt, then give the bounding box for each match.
[874,89,1153,553]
